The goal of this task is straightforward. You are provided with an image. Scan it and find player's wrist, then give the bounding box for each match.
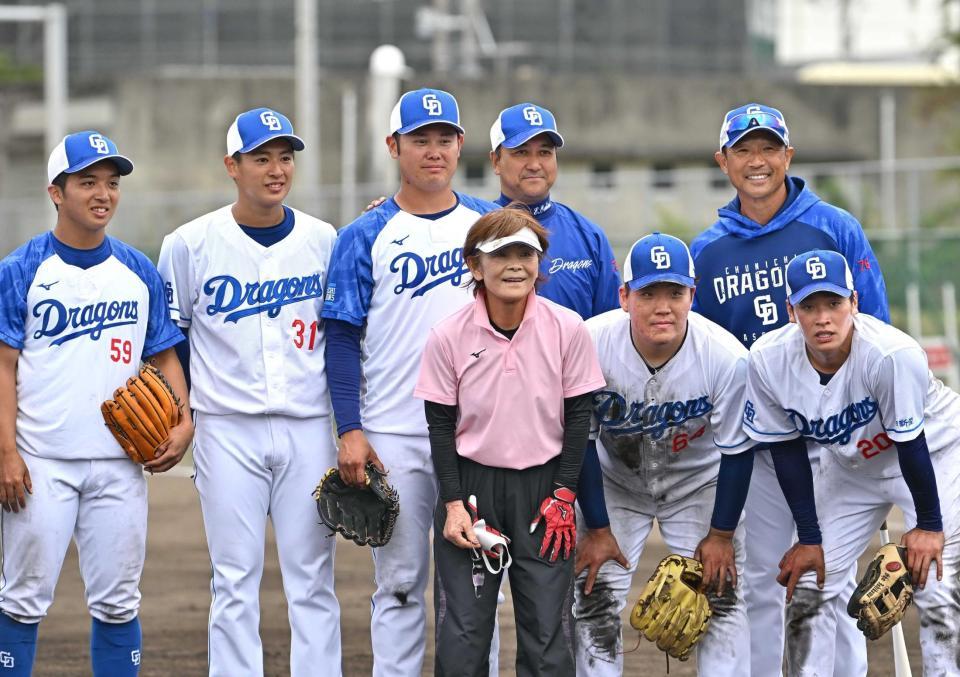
[706,527,735,540]
[553,486,576,503]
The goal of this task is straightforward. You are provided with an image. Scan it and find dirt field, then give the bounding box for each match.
[29,472,921,676]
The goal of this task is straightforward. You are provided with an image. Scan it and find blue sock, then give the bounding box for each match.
[0,611,39,676]
[90,616,142,676]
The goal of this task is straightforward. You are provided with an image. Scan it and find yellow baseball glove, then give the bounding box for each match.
[630,554,712,661]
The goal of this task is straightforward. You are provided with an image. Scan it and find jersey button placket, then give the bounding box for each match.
[260,261,284,404]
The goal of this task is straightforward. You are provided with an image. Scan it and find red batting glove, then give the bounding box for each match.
[529,487,576,562]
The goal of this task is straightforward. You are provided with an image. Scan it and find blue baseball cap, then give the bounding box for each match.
[226,108,304,156]
[489,103,564,151]
[719,103,790,149]
[389,88,464,135]
[622,232,696,291]
[786,250,854,305]
[47,131,133,184]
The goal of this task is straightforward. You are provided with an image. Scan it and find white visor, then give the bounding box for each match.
[476,227,543,254]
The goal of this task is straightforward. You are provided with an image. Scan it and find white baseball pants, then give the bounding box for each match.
[0,455,146,624]
[743,448,867,676]
[573,477,750,676]
[783,449,960,677]
[193,412,340,677]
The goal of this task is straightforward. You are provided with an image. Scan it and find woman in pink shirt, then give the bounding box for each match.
[415,207,605,676]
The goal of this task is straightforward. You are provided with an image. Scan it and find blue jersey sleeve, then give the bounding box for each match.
[829,211,889,322]
[0,236,53,350]
[320,208,394,326]
[110,239,184,359]
[592,230,621,317]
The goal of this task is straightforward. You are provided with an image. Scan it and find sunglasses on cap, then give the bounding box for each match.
[719,108,789,148]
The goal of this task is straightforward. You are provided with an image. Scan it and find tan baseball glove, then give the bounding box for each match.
[630,554,712,661]
[101,363,182,464]
[847,543,914,640]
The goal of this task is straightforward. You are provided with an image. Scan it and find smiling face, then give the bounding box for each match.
[715,131,794,211]
[468,243,541,305]
[620,282,694,355]
[490,135,558,204]
[788,291,858,369]
[224,138,295,211]
[388,124,463,194]
[48,160,121,237]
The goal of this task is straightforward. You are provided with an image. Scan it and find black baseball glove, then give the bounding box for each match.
[313,463,400,547]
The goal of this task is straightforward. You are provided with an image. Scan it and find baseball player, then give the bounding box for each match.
[0,131,191,676]
[320,88,497,676]
[689,102,890,676]
[489,103,620,319]
[157,108,340,676]
[744,249,960,675]
[415,207,605,676]
[572,233,754,676]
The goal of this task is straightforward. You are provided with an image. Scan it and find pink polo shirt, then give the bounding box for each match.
[414,291,606,470]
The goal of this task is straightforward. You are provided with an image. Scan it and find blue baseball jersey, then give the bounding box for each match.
[496,194,620,319]
[321,193,497,435]
[690,177,889,347]
[0,232,182,460]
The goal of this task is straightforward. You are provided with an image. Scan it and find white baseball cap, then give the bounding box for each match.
[476,226,543,254]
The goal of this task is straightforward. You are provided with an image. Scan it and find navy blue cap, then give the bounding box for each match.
[623,232,696,291]
[489,103,564,151]
[47,131,133,184]
[389,88,464,135]
[719,103,790,149]
[786,250,854,305]
[226,108,304,155]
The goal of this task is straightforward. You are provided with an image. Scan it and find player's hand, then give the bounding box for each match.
[776,542,825,602]
[0,449,32,513]
[902,527,944,589]
[695,527,737,597]
[337,429,384,488]
[443,500,480,550]
[574,526,629,595]
[363,196,387,213]
[144,416,195,474]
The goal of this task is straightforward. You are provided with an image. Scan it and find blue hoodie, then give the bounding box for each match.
[690,176,889,347]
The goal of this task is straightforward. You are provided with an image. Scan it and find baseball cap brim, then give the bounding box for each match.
[625,272,695,291]
[395,119,465,136]
[62,154,134,180]
[237,133,305,154]
[788,283,853,306]
[723,125,788,149]
[501,128,564,150]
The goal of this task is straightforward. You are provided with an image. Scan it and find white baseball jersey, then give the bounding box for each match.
[158,205,336,417]
[320,194,496,436]
[586,309,754,503]
[0,232,182,460]
[744,313,960,478]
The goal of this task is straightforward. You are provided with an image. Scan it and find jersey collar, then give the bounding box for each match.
[495,193,554,220]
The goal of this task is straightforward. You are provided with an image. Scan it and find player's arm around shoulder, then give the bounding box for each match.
[0,343,31,512]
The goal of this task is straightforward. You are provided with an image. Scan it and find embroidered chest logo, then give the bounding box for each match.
[32,299,140,345]
[786,397,879,445]
[470,348,486,359]
[37,281,59,291]
[593,390,713,438]
[391,235,410,246]
[203,273,323,323]
[390,247,468,298]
